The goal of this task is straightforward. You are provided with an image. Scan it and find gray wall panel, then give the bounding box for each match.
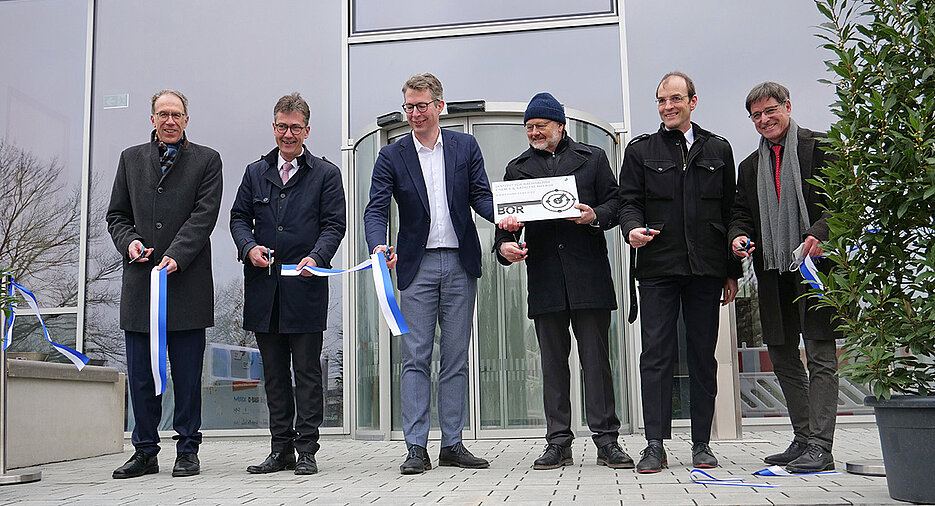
[353,0,613,32]
[349,25,623,138]
[624,0,836,155]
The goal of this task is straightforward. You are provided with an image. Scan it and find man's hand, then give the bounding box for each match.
[802,235,824,258]
[297,256,318,277]
[156,255,178,274]
[565,203,595,225]
[498,215,523,232]
[499,241,527,263]
[128,240,153,263]
[628,227,660,248]
[722,278,738,305]
[732,235,756,258]
[373,245,397,269]
[248,245,274,268]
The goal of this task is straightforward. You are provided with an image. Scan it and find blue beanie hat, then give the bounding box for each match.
[524,92,565,124]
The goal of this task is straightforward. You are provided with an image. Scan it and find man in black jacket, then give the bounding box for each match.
[729,82,839,473]
[230,92,346,476]
[496,92,633,471]
[619,72,739,473]
[107,89,223,479]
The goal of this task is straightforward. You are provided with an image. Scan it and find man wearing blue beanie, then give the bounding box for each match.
[495,92,633,470]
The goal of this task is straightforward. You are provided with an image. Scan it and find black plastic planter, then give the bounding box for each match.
[865,395,935,504]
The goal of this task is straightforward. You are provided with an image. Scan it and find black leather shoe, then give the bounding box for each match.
[636,444,667,474]
[113,449,158,479]
[785,443,835,473]
[171,452,200,477]
[400,445,431,475]
[247,451,296,474]
[439,442,489,469]
[294,452,318,475]
[691,442,718,469]
[764,440,808,466]
[533,443,573,470]
[596,441,635,469]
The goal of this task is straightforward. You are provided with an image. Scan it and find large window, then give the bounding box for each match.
[0,0,90,362]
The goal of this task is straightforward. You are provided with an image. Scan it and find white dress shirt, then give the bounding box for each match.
[413,130,458,249]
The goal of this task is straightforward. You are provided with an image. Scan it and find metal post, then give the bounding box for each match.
[0,274,41,485]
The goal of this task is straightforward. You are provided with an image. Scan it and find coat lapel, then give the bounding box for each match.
[554,144,588,177]
[442,129,458,207]
[399,134,430,215]
[263,149,285,188]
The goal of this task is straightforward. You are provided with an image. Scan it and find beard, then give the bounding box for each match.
[530,128,562,152]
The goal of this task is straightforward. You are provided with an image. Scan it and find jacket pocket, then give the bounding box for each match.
[644,160,678,200]
[697,158,725,199]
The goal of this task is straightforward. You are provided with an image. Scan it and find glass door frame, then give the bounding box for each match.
[347,102,632,441]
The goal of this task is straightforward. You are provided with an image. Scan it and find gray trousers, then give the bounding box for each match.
[398,249,476,449]
[768,270,839,451]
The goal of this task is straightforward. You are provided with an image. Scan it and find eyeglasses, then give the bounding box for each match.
[274,123,306,135]
[402,101,436,114]
[749,104,783,122]
[656,95,689,106]
[525,121,553,133]
[155,111,186,121]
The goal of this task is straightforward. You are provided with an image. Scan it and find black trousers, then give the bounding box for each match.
[534,308,619,448]
[255,330,324,454]
[638,276,722,443]
[767,270,839,451]
[125,329,206,456]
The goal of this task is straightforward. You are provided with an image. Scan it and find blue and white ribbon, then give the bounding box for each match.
[149,267,168,395]
[280,258,373,277]
[280,254,409,336]
[2,279,89,370]
[753,465,838,477]
[690,469,777,488]
[790,242,825,292]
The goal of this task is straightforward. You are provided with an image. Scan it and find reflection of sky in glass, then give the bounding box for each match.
[0,0,89,189]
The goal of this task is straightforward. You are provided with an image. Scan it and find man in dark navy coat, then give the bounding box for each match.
[363,73,494,474]
[107,89,223,479]
[230,92,346,476]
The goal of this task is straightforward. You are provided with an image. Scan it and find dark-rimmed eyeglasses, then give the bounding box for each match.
[402,101,436,114]
[273,123,306,135]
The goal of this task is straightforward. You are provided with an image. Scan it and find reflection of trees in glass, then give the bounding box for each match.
[0,138,79,306]
[735,256,763,348]
[0,138,124,364]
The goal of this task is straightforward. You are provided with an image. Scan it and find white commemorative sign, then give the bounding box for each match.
[492,175,581,222]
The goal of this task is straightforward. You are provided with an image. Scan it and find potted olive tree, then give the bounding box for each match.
[814,0,935,502]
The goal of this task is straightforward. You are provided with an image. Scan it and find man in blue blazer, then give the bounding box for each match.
[364,73,494,474]
[230,93,346,476]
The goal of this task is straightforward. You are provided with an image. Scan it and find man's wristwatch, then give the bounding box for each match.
[589,216,600,228]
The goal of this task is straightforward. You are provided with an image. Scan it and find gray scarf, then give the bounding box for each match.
[756,118,810,272]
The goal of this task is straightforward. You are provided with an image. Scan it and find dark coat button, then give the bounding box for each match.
[263,197,269,203]
[280,193,286,199]
[155,222,163,229]
[558,243,564,249]
[278,226,284,232]
[157,187,164,194]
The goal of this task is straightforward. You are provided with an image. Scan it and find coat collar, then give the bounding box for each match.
[261,146,310,188]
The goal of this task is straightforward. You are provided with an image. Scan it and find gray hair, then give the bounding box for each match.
[657,71,696,98]
[745,82,790,113]
[273,92,310,126]
[402,73,444,102]
[151,89,189,115]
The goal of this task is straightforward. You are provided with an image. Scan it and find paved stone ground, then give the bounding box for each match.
[1,426,898,505]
